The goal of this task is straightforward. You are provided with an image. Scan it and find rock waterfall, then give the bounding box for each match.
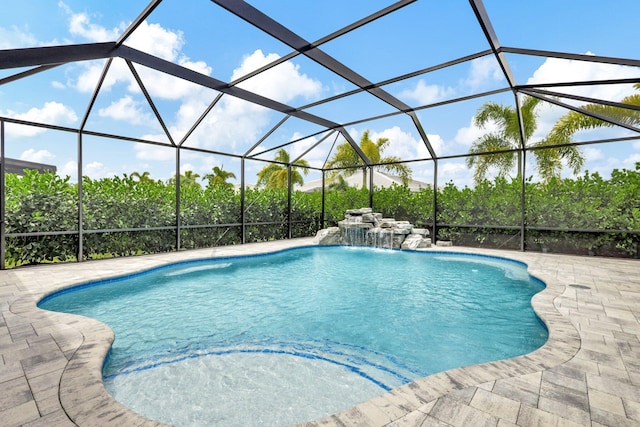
[313,208,432,250]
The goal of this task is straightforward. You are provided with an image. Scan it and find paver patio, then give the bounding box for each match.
[1,238,639,426]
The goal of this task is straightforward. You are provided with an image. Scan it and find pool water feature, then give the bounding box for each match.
[40,246,548,427]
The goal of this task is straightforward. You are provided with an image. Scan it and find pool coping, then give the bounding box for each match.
[3,238,639,426]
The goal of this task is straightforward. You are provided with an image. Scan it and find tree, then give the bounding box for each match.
[204,165,236,189]
[169,170,201,187]
[325,130,412,188]
[130,171,152,183]
[256,149,310,189]
[327,175,350,192]
[467,96,584,184]
[545,83,640,147]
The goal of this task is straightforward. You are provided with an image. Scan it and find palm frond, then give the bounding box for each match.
[474,102,510,129]
[378,156,412,184]
[467,134,517,183]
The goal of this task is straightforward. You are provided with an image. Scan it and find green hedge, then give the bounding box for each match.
[3,163,639,266]
[5,170,78,264]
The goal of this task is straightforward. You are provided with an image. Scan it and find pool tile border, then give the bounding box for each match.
[2,238,639,426]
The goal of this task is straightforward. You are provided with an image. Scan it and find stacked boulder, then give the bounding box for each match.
[314,208,431,250]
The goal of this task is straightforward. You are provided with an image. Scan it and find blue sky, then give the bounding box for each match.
[1,0,639,187]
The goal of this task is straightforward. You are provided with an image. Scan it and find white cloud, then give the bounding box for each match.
[584,147,604,161]
[63,5,310,165]
[449,52,640,169]
[1,102,77,137]
[180,163,196,173]
[441,162,467,176]
[173,96,214,134]
[0,25,39,49]
[83,161,115,179]
[176,98,271,154]
[173,51,324,153]
[65,6,211,101]
[590,153,640,176]
[526,53,640,143]
[19,149,56,163]
[439,162,474,187]
[346,127,361,143]
[412,166,433,184]
[59,160,77,178]
[288,132,322,168]
[370,126,437,160]
[134,143,175,162]
[51,81,66,89]
[397,57,501,106]
[527,52,638,101]
[10,101,77,123]
[61,1,122,42]
[464,56,503,89]
[75,60,110,93]
[234,50,323,103]
[73,50,203,101]
[530,100,564,142]
[623,153,640,168]
[61,4,324,163]
[398,79,455,105]
[98,96,151,125]
[197,156,220,173]
[453,101,562,153]
[453,116,500,147]
[424,134,445,157]
[125,21,183,61]
[135,61,212,101]
[55,5,337,178]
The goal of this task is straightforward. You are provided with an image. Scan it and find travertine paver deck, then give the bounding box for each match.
[1,238,639,426]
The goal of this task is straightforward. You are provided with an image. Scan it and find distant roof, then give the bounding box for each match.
[2,158,57,175]
[296,170,429,192]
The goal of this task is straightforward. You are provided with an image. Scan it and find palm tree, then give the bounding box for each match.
[169,170,201,187]
[325,130,412,188]
[327,175,350,192]
[545,83,640,147]
[130,171,152,183]
[182,170,200,184]
[256,149,310,189]
[204,165,236,189]
[467,96,584,184]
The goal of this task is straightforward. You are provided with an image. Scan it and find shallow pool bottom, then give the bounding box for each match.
[106,350,384,427]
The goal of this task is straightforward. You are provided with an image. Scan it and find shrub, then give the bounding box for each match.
[3,163,639,266]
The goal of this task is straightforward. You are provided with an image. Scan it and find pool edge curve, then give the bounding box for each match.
[14,238,581,427]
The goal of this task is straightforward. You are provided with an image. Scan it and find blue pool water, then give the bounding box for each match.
[40,246,548,426]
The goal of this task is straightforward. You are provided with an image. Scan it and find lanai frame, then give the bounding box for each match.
[1,0,639,268]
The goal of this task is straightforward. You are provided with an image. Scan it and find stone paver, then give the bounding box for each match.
[0,238,638,426]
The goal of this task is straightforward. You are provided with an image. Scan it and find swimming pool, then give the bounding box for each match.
[40,246,548,426]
